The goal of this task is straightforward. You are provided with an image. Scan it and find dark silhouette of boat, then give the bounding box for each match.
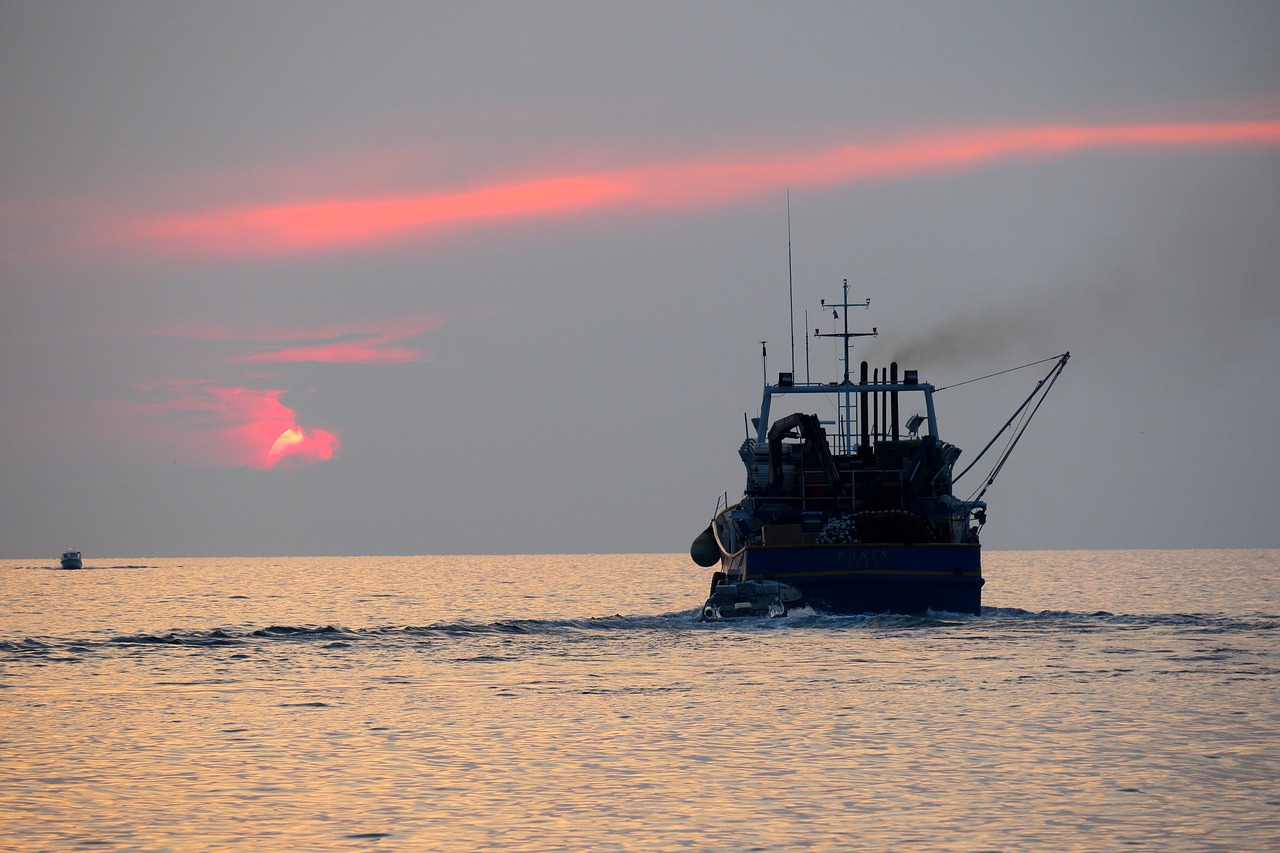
[693,282,1068,619]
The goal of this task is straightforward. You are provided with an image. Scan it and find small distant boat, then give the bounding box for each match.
[693,281,1069,619]
[60,550,82,570]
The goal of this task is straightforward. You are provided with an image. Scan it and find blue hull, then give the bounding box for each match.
[728,543,983,615]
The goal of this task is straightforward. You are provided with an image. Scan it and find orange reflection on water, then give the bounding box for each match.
[1,552,1277,850]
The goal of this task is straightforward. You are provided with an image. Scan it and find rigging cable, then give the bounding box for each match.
[951,352,1071,489]
[967,361,1070,504]
[934,353,1065,393]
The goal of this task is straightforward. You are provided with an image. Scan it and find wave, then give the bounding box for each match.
[8,564,162,571]
[983,606,1279,630]
[2,608,1275,662]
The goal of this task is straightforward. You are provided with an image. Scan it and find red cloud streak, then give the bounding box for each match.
[131,175,630,255]
[149,315,447,365]
[119,119,1280,256]
[240,341,424,365]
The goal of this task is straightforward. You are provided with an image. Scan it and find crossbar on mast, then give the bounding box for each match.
[813,279,874,383]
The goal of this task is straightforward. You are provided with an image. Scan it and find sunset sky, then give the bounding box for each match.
[3,2,1278,556]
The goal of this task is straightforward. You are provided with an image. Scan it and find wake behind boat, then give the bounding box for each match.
[692,282,1068,619]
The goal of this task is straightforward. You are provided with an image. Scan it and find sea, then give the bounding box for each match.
[2,550,1277,852]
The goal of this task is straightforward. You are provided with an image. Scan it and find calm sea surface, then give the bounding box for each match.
[2,550,1277,851]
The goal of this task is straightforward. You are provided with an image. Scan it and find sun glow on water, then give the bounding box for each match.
[1,552,1276,851]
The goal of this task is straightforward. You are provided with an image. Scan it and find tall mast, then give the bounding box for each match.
[815,280,875,451]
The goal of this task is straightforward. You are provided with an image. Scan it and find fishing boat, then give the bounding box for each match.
[692,282,1069,619]
[60,550,82,570]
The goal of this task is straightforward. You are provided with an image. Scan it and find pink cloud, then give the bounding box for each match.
[109,118,1280,256]
[148,314,447,365]
[123,380,338,469]
[89,314,459,468]
[124,175,630,256]
[240,341,425,365]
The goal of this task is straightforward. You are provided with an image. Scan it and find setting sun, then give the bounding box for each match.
[268,427,305,457]
[265,425,338,468]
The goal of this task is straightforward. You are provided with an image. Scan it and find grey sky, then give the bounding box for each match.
[3,2,1278,557]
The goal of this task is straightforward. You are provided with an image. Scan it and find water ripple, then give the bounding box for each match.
[3,608,1274,664]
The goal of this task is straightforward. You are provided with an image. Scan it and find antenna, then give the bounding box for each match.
[804,309,811,384]
[760,340,768,388]
[787,191,795,375]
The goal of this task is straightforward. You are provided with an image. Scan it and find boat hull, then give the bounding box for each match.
[725,543,983,615]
